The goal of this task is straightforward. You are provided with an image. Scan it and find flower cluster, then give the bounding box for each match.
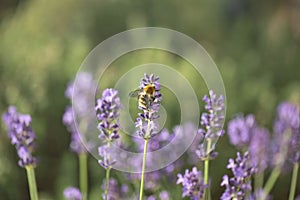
[177,167,207,200]
[63,187,82,200]
[228,115,270,172]
[63,72,97,154]
[273,102,300,164]
[95,88,122,169]
[101,178,129,200]
[146,191,170,200]
[63,106,86,154]
[2,106,37,168]
[227,114,256,148]
[135,74,162,139]
[220,151,256,200]
[197,90,225,160]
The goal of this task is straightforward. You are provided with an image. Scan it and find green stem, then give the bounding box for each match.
[105,167,111,200]
[25,166,38,200]
[139,138,149,200]
[288,163,299,200]
[105,141,111,200]
[254,171,264,190]
[204,139,212,200]
[263,165,281,197]
[79,153,88,200]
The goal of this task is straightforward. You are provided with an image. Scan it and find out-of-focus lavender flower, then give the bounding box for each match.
[246,189,270,200]
[197,90,225,160]
[95,89,121,140]
[147,195,156,200]
[2,106,37,168]
[63,72,97,154]
[144,191,170,200]
[220,152,256,200]
[63,106,86,154]
[63,187,82,200]
[159,191,170,200]
[177,167,207,200]
[125,127,183,191]
[65,72,97,117]
[101,178,129,200]
[273,102,300,164]
[135,74,162,139]
[95,88,122,169]
[249,127,270,172]
[227,114,256,148]
[227,114,270,172]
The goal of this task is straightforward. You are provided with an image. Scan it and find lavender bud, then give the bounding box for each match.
[135,74,162,139]
[177,167,207,200]
[2,106,37,168]
[96,88,122,169]
[197,90,225,160]
[63,187,82,200]
[220,151,256,200]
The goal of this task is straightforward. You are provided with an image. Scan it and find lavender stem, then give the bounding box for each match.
[105,141,111,200]
[263,165,281,199]
[25,166,38,200]
[204,139,212,200]
[254,172,264,191]
[139,138,149,200]
[288,163,299,200]
[79,153,88,200]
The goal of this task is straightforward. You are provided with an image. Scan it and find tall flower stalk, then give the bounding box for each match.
[220,152,256,200]
[134,74,162,200]
[261,102,299,199]
[197,90,225,200]
[96,88,122,200]
[63,72,96,200]
[2,106,38,200]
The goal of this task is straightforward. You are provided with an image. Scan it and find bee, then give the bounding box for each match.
[129,84,156,110]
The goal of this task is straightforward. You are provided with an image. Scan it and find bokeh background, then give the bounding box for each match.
[0,0,299,199]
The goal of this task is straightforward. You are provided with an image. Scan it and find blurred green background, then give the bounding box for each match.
[0,0,299,199]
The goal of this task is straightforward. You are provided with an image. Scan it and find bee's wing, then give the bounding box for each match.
[129,89,140,97]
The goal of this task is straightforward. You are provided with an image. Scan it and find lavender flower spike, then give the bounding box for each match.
[274,102,300,164]
[63,106,86,154]
[135,73,162,139]
[220,151,256,200]
[95,88,122,169]
[177,167,207,200]
[197,90,225,160]
[64,187,82,200]
[2,106,37,168]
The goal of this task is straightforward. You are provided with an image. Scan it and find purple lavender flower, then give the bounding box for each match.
[135,74,162,139]
[273,102,300,164]
[63,106,86,154]
[249,127,270,172]
[177,167,207,200]
[220,152,256,200]
[159,191,170,200]
[101,178,129,200]
[227,114,270,172]
[2,106,37,168]
[63,72,97,154]
[63,187,82,200]
[95,88,122,169]
[65,72,97,117]
[246,189,270,200]
[197,90,225,160]
[274,102,300,163]
[227,114,256,148]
